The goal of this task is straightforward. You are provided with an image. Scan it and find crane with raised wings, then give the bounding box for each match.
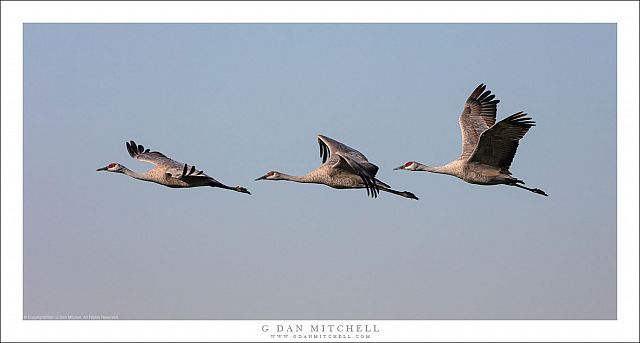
[394,84,547,196]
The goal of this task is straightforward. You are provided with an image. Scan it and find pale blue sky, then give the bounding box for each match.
[23,24,616,319]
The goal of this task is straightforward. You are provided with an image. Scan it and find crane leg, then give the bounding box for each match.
[210,181,251,195]
[511,183,548,196]
[377,185,419,200]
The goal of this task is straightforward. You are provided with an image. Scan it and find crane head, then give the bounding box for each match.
[393,161,417,171]
[96,162,124,173]
[255,171,281,181]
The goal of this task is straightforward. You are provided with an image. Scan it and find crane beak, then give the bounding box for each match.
[393,165,405,170]
[254,174,268,181]
[96,166,108,171]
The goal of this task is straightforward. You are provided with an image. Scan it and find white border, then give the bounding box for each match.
[2,1,638,342]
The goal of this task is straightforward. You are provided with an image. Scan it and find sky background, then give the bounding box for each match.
[23,24,616,319]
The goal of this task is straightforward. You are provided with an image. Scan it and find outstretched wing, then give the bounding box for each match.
[318,135,370,164]
[126,140,183,168]
[126,140,210,180]
[468,112,535,172]
[459,84,500,159]
[318,135,380,198]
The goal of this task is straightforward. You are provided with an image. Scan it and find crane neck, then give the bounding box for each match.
[121,166,149,180]
[278,172,318,184]
[415,163,454,175]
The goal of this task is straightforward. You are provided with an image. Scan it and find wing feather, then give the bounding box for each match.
[459,84,500,159]
[318,135,380,198]
[126,140,211,180]
[318,135,371,165]
[468,112,535,172]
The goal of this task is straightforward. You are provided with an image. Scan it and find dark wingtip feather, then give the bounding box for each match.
[181,164,188,178]
[480,90,492,100]
[126,141,137,157]
[319,139,329,163]
[469,84,486,100]
[128,141,138,155]
[320,142,329,164]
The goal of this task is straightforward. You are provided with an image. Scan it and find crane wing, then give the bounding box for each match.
[126,140,211,180]
[319,135,380,198]
[163,163,212,181]
[468,112,535,172]
[331,154,380,197]
[459,84,500,159]
[318,135,371,164]
[126,140,183,168]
